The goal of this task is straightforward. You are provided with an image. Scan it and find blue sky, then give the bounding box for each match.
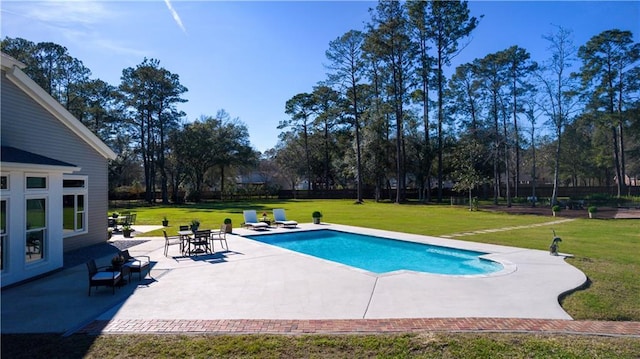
[2,1,638,153]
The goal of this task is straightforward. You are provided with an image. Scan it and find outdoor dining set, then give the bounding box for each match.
[164,224,229,257]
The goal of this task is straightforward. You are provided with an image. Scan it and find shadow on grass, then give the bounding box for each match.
[1,333,99,359]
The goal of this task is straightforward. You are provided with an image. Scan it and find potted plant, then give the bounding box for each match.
[312,211,323,224]
[122,224,133,238]
[111,212,119,219]
[224,218,232,233]
[162,216,169,227]
[588,206,598,219]
[111,254,125,270]
[552,205,561,217]
[190,219,200,232]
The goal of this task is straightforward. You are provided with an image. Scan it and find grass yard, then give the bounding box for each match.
[3,332,640,358]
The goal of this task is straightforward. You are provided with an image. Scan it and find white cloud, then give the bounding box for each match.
[16,0,115,27]
[2,1,149,59]
[164,0,187,34]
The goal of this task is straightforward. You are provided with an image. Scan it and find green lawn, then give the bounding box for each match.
[3,333,640,358]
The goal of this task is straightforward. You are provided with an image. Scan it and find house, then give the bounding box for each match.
[1,53,117,287]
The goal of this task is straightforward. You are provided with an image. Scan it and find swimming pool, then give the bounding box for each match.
[245,229,503,275]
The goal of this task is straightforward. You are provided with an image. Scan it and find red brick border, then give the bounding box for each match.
[79,318,640,337]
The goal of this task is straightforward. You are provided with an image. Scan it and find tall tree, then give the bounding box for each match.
[501,46,537,198]
[577,29,640,197]
[366,0,413,203]
[539,26,579,206]
[523,89,542,206]
[475,53,508,205]
[210,110,256,194]
[406,0,435,202]
[171,119,217,202]
[326,30,366,202]
[119,58,187,203]
[425,0,480,202]
[281,93,316,190]
[312,85,341,191]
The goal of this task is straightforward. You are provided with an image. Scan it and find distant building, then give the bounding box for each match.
[1,53,117,287]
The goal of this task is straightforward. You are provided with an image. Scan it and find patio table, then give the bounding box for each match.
[190,230,213,256]
[179,230,212,256]
[178,230,193,255]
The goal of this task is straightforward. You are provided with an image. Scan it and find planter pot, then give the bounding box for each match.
[224,224,232,233]
[313,217,321,224]
[162,220,169,227]
[589,212,595,219]
[123,229,133,238]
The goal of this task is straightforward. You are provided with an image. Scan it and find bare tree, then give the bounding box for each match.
[539,26,579,206]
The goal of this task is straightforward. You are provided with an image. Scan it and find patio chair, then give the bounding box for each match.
[209,224,229,252]
[242,210,269,230]
[190,229,212,255]
[86,259,121,296]
[120,249,151,281]
[272,208,298,228]
[163,230,183,257]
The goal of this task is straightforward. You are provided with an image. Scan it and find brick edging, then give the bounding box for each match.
[78,318,640,337]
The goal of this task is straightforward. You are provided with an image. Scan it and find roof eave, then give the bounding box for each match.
[1,161,81,173]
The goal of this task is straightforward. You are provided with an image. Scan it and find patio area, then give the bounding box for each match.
[2,223,589,335]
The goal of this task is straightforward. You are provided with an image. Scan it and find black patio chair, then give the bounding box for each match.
[86,259,121,296]
[120,249,151,281]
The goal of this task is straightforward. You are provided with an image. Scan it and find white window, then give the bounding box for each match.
[26,197,46,263]
[63,176,88,235]
[1,200,7,271]
[26,175,47,190]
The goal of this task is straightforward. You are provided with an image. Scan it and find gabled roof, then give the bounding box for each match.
[1,52,117,160]
[1,146,81,172]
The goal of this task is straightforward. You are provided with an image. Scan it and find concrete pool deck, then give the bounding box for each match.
[5,223,629,336]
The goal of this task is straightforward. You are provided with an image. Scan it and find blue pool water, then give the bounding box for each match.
[245,229,503,275]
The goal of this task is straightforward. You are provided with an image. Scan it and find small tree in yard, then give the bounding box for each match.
[451,138,488,211]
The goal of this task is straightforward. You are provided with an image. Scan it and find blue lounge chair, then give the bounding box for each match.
[243,210,269,230]
[272,208,298,228]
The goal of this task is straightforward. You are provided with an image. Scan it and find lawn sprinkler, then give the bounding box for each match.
[549,229,562,256]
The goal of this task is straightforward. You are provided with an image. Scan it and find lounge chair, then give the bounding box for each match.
[272,208,298,228]
[242,210,269,230]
